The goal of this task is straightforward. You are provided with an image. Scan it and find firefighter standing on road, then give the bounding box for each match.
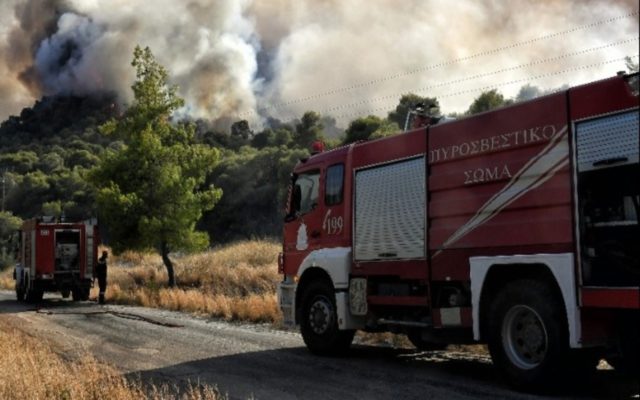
[96,251,108,304]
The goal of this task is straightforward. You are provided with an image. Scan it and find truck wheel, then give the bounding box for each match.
[300,280,355,356]
[607,314,640,374]
[407,329,447,351]
[25,286,44,303]
[487,279,568,391]
[61,290,71,299]
[72,288,89,302]
[15,271,25,302]
[15,282,25,302]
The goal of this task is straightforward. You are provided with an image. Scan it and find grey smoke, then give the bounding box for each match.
[0,0,638,127]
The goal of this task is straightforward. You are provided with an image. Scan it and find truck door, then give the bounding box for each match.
[283,161,349,275]
[283,168,323,270]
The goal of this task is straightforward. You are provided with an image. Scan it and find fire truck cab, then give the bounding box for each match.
[279,73,639,389]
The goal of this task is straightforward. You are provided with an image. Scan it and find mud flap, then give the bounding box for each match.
[336,292,365,330]
[278,282,296,327]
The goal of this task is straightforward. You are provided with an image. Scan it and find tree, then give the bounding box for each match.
[388,94,439,129]
[90,46,222,287]
[231,120,253,140]
[0,211,21,269]
[293,111,324,149]
[342,115,398,144]
[467,89,512,115]
[203,145,307,242]
[515,84,542,102]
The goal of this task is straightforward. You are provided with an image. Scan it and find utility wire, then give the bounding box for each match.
[317,37,639,116]
[258,11,639,112]
[330,55,637,120]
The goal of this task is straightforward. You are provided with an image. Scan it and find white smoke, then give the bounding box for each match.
[0,0,638,127]
[258,0,639,122]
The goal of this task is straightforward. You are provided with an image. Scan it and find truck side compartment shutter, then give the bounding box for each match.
[354,156,426,261]
[576,110,639,172]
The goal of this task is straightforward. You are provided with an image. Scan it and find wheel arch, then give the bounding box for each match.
[292,247,352,324]
[295,267,333,324]
[470,253,580,348]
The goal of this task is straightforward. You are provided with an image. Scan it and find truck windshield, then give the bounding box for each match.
[291,170,320,215]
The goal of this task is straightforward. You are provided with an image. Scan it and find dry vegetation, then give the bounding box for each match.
[0,240,282,324]
[95,241,282,323]
[0,323,222,400]
[0,239,426,349]
[0,273,13,291]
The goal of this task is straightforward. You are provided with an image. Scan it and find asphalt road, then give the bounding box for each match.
[0,290,637,400]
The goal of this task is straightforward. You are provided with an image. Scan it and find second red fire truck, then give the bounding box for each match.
[278,73,639,389]
[14,217,99,302]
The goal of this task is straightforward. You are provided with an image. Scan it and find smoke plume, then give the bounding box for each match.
[0,0,638,127]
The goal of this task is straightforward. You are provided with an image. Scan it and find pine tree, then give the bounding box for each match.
[90,46,222,287]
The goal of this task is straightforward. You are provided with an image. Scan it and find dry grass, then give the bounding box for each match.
[0,273,13,290]
[0,240,282,324]
[97,240,282,324]
[0,323,222,400]
[355,332,412,348]
[0,240,483,353]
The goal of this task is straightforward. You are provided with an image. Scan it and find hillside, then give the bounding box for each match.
[0,94,118,219]
[0,93,316,243]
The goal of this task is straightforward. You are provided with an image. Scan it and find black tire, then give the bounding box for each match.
[15,272,25,302]
[61,289,71,299]
[15,282,25,302]
[300,280,355,356]
[25,285,44,303]
[72,287,89,302]
[407,329,447,351]
[487,279,568,391]
[607,314,640,374]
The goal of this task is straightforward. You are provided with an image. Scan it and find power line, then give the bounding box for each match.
[330,55,637,120]
[317,37,638,116]
[257,11,639,112]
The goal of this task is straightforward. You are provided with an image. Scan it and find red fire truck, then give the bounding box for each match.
[278,73,639,389]
[14,217,99,302]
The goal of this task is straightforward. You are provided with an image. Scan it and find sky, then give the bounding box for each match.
[0,0,638,128]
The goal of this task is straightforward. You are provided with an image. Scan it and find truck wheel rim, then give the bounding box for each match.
[502,305,547,370]
[309,296,333,335]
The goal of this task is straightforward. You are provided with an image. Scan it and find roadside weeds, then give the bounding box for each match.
[0,320,224,400]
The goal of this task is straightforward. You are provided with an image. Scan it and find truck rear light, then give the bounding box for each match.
[278,252,284,274]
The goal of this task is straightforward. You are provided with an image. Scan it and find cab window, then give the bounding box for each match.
[291,170,320,215]
[325,163,344,206]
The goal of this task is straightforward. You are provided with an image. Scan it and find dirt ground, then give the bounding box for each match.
[1,290,637,400]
